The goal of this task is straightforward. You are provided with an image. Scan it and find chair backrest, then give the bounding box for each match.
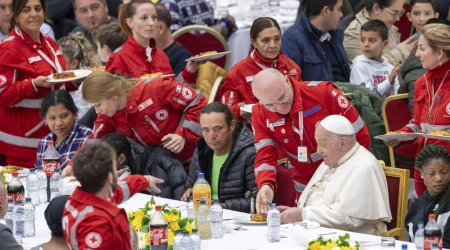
[275,163,296,207]
[394,4,412,41]
[173,25,230,70]
[382,166,409,240]
[382,94,417,172]
[208,76,224,104]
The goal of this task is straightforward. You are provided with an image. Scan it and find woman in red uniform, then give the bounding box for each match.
[82,71,206,164]
[0,0,78,168]
[384,23,450,198]
[106,0,199,87]
[219,17,302,122]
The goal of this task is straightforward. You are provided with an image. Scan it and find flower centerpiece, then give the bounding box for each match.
[128,197,194,250]
[308,234,361,250]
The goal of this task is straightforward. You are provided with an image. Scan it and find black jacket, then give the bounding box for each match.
[184,123,257,212]
[134,145,187,200]
[398,52,426,115]
[404,189,450,247]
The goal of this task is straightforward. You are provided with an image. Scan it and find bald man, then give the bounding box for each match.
[0,181,23,250]
[251,68,371,214]
[280,115,391,235]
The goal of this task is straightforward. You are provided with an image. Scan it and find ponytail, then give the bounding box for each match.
[82,71,135,104]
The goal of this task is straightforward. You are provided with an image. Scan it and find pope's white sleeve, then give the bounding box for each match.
[303,205,366,231]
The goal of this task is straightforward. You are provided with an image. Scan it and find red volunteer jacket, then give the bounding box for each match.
[398,59,450,197]
[220,50,302,121]
[252,80,371,199]
[63,175,149,250]
[89,78,206,163]
[105,36,196,85]
[0,28,76,168]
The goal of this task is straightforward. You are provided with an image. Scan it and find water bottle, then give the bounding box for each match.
[190,229,201,250]
[187,196,195,220]
[197,199,212,240]
[13,201,25,237]
[180,231,194,250]
[210,200,223,238]
[50,168,61,200]
[5,197,14,231]
[173,229,184,250]
[431,242,440,250]
[424,214,442,250]
[23,198,35,237]
[35,167,48,204]
[26,169,40,206]
[415,221,425,250]
[267,203,280,242]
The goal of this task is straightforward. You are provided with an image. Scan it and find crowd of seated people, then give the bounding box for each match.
[0,0,450,248]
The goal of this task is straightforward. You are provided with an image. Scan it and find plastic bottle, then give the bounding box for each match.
[13,200,25,237]
[424,214,442,250]
[193,173,211,213]
[415,221,424,250]
[190,229,201,250]
[197,199,211,240]
[173,229,184,250]
[149,205,168,250]
[187,196,195,220]
[180,231,194,250]
[26,169,40,206]
[35,167,48,204]
[50,168,61,201]
[23,198,35,237]
[42,140,60,202]
[7,171,25,205]
[5,197,14,231]
[267,203,280,243]
[210,199,223,238]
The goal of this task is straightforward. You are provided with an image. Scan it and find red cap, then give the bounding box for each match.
[12,171,18,176]
[429,214,436,220]
[48,141,54,146]
[155,205,162,210]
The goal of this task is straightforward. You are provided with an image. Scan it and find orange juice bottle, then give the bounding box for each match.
[193,173,211,213]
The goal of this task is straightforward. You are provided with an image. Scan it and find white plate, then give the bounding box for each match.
[239,104,255,113]
[185,51,232,62]
[231,215,266,225]
[423,134,450,141]
[47,69,92,83]
[373,133,423,142]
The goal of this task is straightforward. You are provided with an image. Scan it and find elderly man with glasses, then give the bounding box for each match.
[251,68,371,214]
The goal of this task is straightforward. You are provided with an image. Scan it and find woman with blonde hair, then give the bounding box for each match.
[384,23,450,198]
[83,71,207,164]
[106,0,202,87]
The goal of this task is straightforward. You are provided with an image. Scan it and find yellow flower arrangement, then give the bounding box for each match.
[308,234,360,250]
[128,196,194,250]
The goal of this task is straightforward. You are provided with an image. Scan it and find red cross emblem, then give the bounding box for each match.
[85,232,102,248]
[155,109,168,121]
[182,87,193,99]
[337,96,349,108]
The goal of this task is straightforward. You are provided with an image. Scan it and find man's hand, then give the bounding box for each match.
[276,205,291,213]
[238,103,252,121]
[144,175,164,194]
[384,139,401,148]
[389,66,399,85]
[162,134,186,154]
[34,76,51,88]
[181,188,192,201]
[62,165,73,177]
[220,202,227,209]
[185,60,207,73]
[280,207,303,224]
[403,34,419,52]
[256,185,274,214]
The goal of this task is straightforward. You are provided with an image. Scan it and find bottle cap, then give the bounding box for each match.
[183,230,188,235]
[177,229,183,233]
[198,173,204,178]
[26,198,31,203]
[7,197,13,203]
[155,205,162,210]
[12,171,18,176]
[213,199,219,203]
[30,169,35,173]
[54,168,60,173]
[418,221,423,226]
[200,199,206,205]
[188,196,193,201]
[48,140,54,146]
[36,166,42,170]
[192,229,198,233]
[428,214,436,220]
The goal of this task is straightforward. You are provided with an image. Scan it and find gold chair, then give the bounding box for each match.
[381,166,409,241]
[207,76,224,104]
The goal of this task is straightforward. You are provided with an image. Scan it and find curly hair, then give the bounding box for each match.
[57,32,101,69]
[415,144,450,170]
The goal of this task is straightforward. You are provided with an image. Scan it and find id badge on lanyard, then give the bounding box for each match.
[293,111,308,162]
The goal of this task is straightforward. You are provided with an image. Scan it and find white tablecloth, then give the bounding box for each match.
[226,22,294,71]
[26,193,416,250]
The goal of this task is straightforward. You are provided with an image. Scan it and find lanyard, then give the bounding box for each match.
[250,50,276,70]
[292,111,304,145]
[15,26,63,73]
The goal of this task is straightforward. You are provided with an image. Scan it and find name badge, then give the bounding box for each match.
[298,146,308,162]
[288,69,297,75]
[138,98,154,112]
[246,76,254,83]
[272,118,285,127]
[28,56,42,64]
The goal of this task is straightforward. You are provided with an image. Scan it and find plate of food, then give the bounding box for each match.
[232,214,267,225]
[0,165,23,174]
[185,51,232,62]
[47,69,92,83]
[423,130,450,141]
[374,131,423,141]
[240,104,255,113]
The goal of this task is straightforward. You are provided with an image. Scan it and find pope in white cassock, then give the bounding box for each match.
[279,115,392,235]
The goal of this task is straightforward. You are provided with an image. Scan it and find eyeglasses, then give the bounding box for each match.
[261,87,289,110]
[384,7,405,18]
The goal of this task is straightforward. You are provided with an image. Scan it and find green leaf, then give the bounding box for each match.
[140,225,149,233]
[141,215,150,226]
[143,245,150,250]
[178,218,189,228]
[151,196,156,205]
[145,200,151,211]
[162,204,169,211]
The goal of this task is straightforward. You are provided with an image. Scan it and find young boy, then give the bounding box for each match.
[407,0,439,33]
[350,20,399,99]
[92,23,128,63]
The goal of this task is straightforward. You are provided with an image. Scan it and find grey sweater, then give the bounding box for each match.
[0,223,24,250]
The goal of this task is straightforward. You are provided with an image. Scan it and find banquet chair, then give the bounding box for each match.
[172,25,230,70]
[275,159,296,207]
[382,94,417,178]
[208,76,224,104]
[381,166,409,241]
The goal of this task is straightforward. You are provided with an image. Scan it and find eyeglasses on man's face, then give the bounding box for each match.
[261,86,289,110]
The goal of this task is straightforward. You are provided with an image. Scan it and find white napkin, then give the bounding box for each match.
[62,176,80,195]
[291,226,318,246]
[303,220,320,229]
